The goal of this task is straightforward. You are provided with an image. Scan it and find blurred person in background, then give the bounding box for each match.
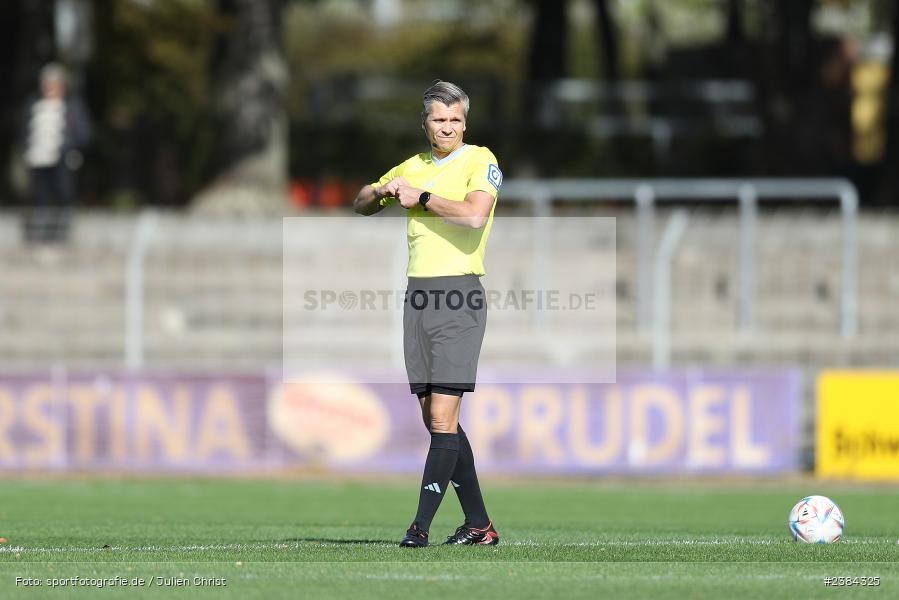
[354,81,502,548]
[20,62,92,244]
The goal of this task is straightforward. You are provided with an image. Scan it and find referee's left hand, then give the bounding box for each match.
[396,185,424,209]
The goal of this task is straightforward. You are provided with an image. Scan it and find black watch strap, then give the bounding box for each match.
[419,191,431,210]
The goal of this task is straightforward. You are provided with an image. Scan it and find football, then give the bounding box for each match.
[788,495,845,543]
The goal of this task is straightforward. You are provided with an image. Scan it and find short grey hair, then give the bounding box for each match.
[422,80,469,120]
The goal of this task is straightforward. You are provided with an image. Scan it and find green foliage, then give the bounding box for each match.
[94,0,218,128]
[89,0,223,201]
[283,2,527,120]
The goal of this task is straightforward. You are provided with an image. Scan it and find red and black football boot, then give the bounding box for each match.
[442,521,500,545]
[399,522,429,548]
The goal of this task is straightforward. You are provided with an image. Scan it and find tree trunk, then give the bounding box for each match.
[527,0,567,83]
[777,0,814,92]
[726,0,743,46]
[594,0,619,83]
[525,0,568,131]
[522,0,569,175]
[192,0,289,215]
[756,0,814,173]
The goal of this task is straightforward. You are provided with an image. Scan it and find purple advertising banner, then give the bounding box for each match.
[456,369,803,474]
[0,369,801,474]
[0,373,271,471]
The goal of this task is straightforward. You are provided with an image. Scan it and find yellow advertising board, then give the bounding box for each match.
[817,371,899,480]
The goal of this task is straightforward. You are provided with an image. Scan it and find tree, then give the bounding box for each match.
[192,0,290,215]
[522,0,570,175]
[756,0,816,173]
[593,0,619,84]
[527,0,568,84]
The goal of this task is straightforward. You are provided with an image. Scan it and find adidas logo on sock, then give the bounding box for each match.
[424,482,442,494]
[451,481,460,488]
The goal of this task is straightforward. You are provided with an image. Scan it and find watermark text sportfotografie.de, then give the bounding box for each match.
[302,289,599,312]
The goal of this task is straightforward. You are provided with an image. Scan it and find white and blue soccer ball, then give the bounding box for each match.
[789,495,844,543]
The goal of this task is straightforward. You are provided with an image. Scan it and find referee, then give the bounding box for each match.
[353,81,502,547]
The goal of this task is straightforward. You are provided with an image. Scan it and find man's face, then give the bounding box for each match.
[423,101,466,157]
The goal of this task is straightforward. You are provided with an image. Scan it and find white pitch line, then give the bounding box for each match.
[507,538,893,547]
[0,543,291,554]
[360,574,493,582]
[0,538,893,554]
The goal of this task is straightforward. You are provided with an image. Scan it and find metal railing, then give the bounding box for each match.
[500,178,859,339]
[115,178,859,369]
[125,211,158,370]
[653,210,689,369]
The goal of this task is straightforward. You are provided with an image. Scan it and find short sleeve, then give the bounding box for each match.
[466,148,502,199]
[371,161,407,208]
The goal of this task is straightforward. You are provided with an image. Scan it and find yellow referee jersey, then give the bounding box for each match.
[372,144,502,277]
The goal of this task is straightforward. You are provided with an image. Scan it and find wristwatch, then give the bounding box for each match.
[418,191,431,210]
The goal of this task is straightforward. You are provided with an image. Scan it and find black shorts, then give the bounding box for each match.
[403,275,487,397]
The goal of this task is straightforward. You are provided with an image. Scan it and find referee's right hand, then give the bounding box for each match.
[377,177,410,198]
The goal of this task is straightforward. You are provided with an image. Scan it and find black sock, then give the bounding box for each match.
[413,432,459,533]
[450,426,490,529]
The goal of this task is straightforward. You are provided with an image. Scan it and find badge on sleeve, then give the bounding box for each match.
[487,164,503,190]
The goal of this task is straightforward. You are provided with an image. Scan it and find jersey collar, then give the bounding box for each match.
[430,143,468,166]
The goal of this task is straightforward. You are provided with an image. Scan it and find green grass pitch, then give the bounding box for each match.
[0,478,896,598]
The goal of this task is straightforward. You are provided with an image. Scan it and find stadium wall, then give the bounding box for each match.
[2,209,898,478]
